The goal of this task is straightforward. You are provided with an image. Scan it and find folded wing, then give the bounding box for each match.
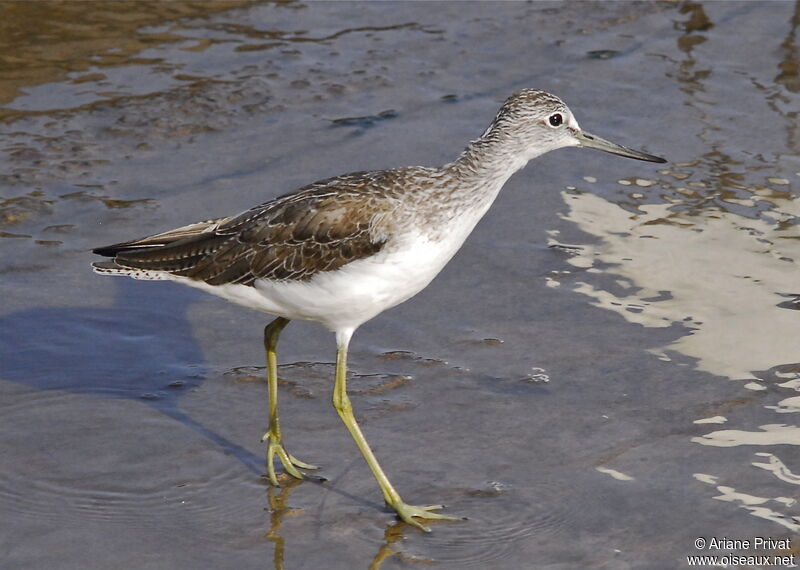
[92,173,396,286]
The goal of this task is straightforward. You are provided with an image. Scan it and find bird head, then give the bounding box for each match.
[490,89,666,164]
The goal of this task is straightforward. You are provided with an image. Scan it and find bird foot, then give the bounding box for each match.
[391,502,461,533]
[262,430,317,485]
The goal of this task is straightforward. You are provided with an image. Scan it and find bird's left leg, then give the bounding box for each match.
[261,317,317,485]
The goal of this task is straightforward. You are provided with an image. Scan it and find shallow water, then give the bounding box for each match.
[1,2,799,568]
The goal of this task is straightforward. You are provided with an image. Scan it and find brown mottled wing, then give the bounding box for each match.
[92,172,399,286]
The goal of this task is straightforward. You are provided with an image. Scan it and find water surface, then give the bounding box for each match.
[1,2,798,568]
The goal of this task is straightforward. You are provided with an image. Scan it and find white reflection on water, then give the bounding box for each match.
[595,466,635,481]
[752,452,800,486]
[693,473,800,532]
[693,424,800,447]
[554,181,799,382]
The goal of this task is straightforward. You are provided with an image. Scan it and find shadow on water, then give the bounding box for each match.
[0,275,264,474]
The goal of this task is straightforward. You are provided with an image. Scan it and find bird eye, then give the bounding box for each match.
[548,113,563,127]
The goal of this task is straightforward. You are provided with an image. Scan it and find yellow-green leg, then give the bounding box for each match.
[332,329,459,532]
[261,317,316,485]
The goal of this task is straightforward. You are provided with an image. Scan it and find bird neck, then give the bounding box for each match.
[445,121,536,188]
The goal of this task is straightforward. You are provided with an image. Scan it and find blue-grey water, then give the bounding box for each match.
[1,2,799,568]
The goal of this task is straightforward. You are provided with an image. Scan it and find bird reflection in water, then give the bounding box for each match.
[263,475,433,569]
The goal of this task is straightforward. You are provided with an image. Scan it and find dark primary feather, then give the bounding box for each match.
[92,171,408,286]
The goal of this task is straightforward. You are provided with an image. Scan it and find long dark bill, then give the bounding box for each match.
[577,131,666,163]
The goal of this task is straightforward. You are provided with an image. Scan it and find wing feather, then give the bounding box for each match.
[91,170,413,286]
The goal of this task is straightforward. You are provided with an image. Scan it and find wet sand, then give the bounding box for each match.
[1,2,799,568]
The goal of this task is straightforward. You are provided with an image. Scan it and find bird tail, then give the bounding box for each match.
[91,259,170,280]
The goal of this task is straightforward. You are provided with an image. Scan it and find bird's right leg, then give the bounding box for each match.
[261,317,317,485]
[332,329,459,532]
